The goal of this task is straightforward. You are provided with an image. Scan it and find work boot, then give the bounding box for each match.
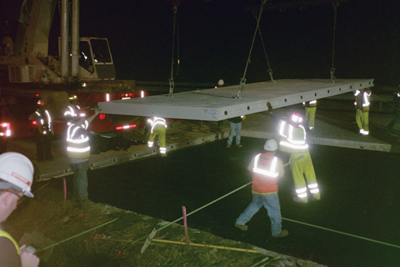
[236,144,242,148]
[234,223,248,231]
[272,230,289,238]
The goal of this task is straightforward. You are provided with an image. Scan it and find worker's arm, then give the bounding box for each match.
[247,158,254,173]
[267,102,280,123]
[86,106,100,125]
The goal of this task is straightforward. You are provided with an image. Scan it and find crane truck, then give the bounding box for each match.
[0,0,146,139]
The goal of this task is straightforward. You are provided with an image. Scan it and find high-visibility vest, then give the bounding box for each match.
[35,109,52,134]
[354,90,371,112]
[147,117,167,133]
[303,100,317,108]
[252,153,279,194]
[64,105,82,118]
[0,230,20,255]
[278,120,309,154]
[66,121,90,159]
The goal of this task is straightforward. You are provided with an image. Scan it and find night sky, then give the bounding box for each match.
[3,0,400,86]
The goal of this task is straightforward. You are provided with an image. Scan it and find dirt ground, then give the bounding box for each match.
[3,180,327,267]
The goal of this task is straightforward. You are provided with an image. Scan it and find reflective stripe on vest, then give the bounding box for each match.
[66,123,90,159]
[354,90,371,110]
[253,153,278,178]
[278,121,308,151]
[36,110,52,134]
[0,230,20,255]
[147,117,167,133]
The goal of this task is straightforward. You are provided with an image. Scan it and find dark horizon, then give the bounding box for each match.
[2,0,399,86]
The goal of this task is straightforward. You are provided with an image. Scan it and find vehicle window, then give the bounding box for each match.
[91,39,111,63]
[79,41,94,73]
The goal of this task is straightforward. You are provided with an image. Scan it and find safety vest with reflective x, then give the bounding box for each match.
[251,153,279,194]
[278,120,308,154]
[66,121,90,159]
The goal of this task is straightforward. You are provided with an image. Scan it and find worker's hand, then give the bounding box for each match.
[94,105,101,116]
[19,245,40,267]
[267,102,273,113]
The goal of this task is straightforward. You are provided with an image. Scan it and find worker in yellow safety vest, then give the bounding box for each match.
[147,117,168,157]
[354,88,371,135]
[303,100,317,130]
[0,152,40,267]
[33,100,54,161]
[267,103,320,203]
[66,109,98,202]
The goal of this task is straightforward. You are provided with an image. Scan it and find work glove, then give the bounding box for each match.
[267,102,273,113]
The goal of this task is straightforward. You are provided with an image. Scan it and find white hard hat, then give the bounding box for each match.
[0,152,34,198]
[218,79,224,86]
[264,139,278,151]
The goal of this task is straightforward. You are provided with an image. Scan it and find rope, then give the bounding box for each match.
[330,5,338,83]
[282,217,400,249]
[235,0,267,99]
[372,93,400,112]
[133,156,303,245]
[35,217,119,253]
[168,5,179,97]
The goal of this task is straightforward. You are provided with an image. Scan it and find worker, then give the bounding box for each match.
[0,101,11,153]
[215,79,224,88]
[354,88,371,135]
[268,103,320,203]
[303,100,317,130]
[227,115,246,148]
[0,152,40,267]
[386,90,400,132]
[33,100,54,161]
[234,139,288,238]
[64,95,85,125]
[147,117,168,157]
[66,109,99,203]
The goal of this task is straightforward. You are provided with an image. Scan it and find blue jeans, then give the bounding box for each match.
[227,122,241,145]
[70,161,89,201]
[236,193,282,236]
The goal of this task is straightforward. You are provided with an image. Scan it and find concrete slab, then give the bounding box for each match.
[7,103,398,181]
[241,110,391,152]
[98,79,374,121]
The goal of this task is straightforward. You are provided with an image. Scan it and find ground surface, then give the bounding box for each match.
[4,180,325,267]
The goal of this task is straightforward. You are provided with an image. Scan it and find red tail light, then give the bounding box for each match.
[116,124,137,130]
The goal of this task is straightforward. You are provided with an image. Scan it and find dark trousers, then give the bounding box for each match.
[70,160,89,201]
[35,130,53,161]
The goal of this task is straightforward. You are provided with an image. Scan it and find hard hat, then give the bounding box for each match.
[218,79,224,86]
[264,139,278,151]
[290,112,303,125]
[0,152,34,198]
[37,99,46,106]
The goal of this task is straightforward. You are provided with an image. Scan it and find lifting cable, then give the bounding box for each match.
[168,2,180,97]
[330,2,339,83]
[235,0,267,99]
[254,14,275,83]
